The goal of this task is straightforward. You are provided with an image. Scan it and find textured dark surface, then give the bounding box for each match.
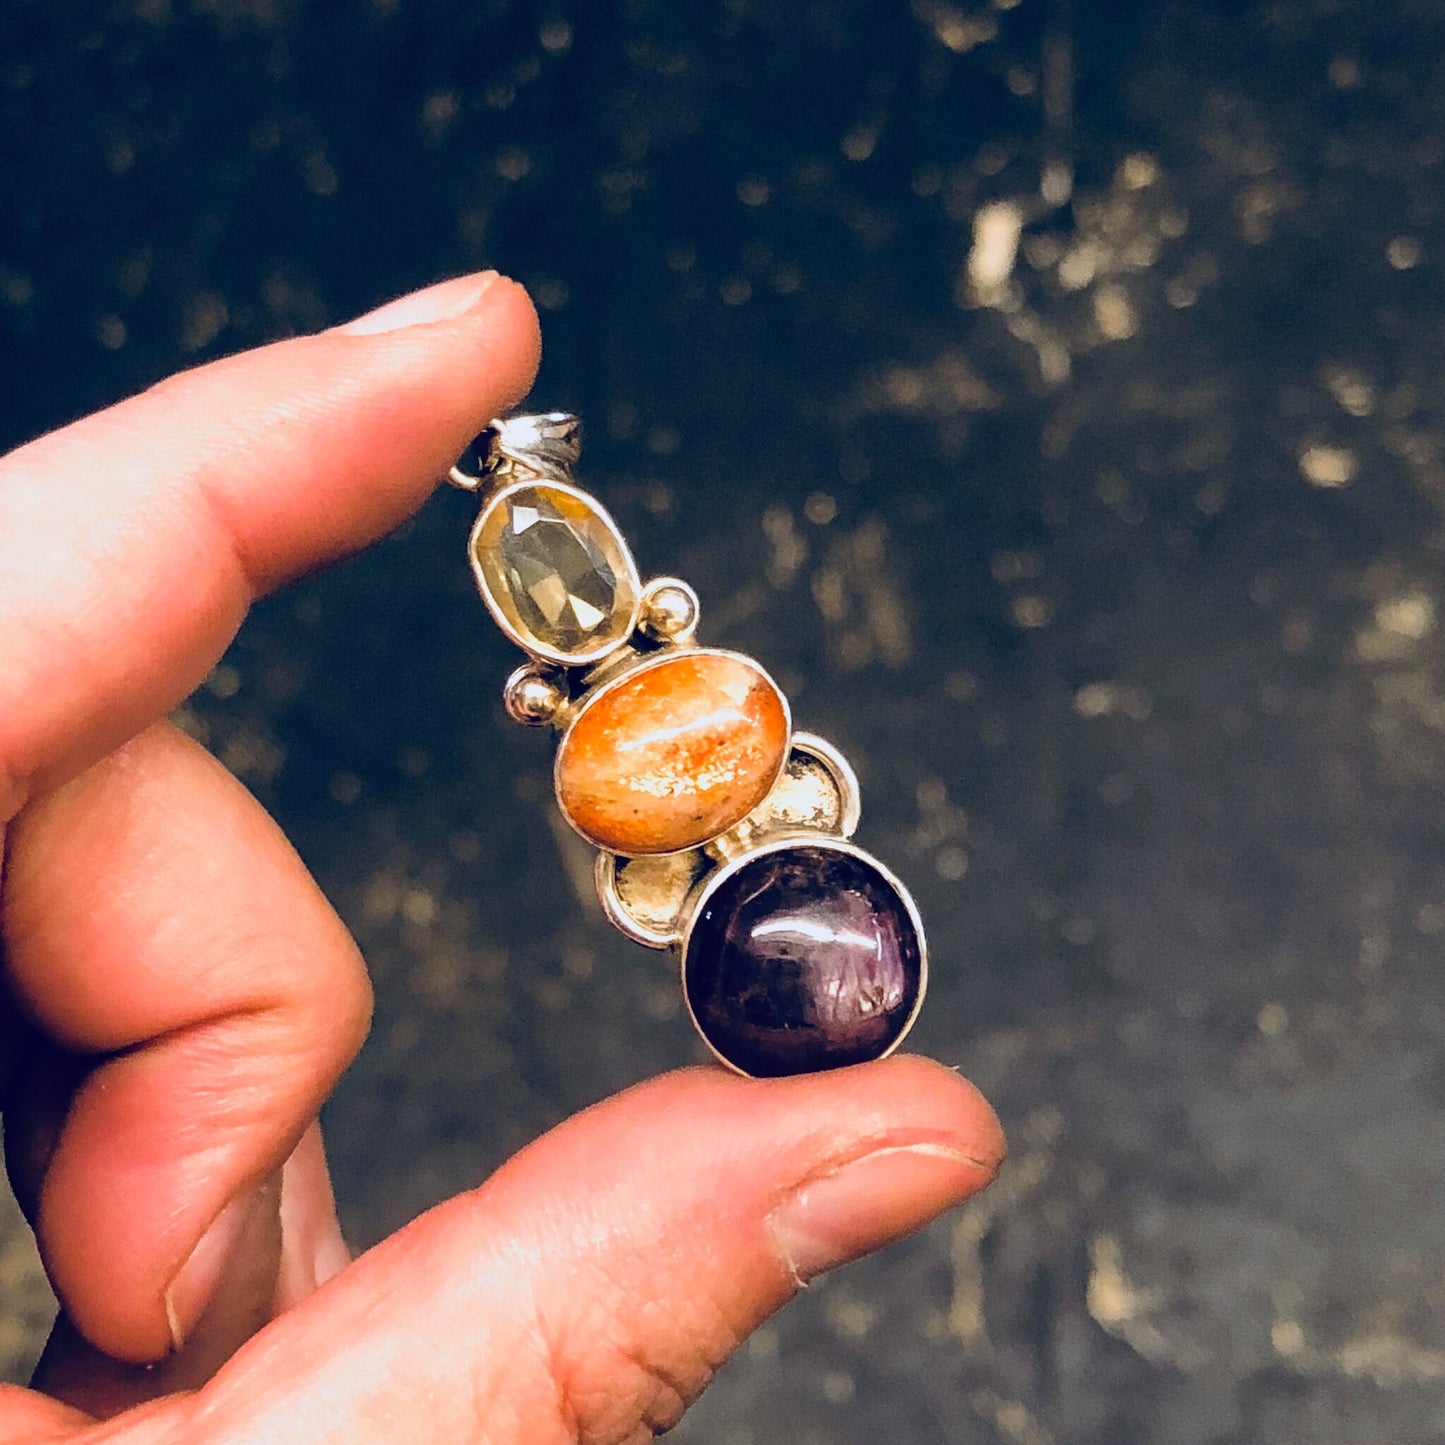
[7,0,1445,1440]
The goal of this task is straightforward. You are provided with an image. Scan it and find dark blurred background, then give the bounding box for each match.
[7,0,1445,1440]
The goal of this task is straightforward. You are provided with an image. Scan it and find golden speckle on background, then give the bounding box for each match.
[1299,443,1358,487]
[1257,1002,1290,1036]
[1387,235,1423,270]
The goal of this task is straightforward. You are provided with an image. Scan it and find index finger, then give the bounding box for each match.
[0,271,540,821]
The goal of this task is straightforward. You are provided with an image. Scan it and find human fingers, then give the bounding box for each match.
[0,270,540,823]
[132,1059,1004,1444]
[29,1123,346,1421]
[2,724,366,1365]
[0,1384,89,1441]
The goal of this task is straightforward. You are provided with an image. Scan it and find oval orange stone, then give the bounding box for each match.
[556,652,789,855]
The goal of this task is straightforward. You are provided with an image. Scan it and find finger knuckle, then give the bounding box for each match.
[535,1270,741,1444]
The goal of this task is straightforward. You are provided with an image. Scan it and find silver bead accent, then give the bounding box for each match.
[503,665,566,726]
[640,576,700,643]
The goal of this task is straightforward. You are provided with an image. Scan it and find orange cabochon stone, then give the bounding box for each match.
[556,652,789,855]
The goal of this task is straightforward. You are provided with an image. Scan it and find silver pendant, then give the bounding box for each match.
[450,414,927,1078]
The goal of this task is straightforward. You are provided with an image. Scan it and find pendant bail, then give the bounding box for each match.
[448,411,583,490]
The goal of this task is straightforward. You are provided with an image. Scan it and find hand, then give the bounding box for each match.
[0,272,1004,1443]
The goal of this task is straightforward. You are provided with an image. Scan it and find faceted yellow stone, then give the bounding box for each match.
[472,483,639,661]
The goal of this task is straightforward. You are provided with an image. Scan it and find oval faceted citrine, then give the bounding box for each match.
[471,483,640,662]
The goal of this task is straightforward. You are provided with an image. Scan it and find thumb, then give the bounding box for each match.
[154,1057,1003,1443]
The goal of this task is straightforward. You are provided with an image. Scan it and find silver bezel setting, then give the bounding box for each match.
[677,832,930,1078]
[468,476,644,668]
[553,645,793,856]
[595,850,687,949]
[786,731,861,839]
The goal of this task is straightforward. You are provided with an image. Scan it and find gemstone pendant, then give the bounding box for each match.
[453,413,930,1079]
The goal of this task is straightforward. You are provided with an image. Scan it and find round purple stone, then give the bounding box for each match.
[683,843,925,1078]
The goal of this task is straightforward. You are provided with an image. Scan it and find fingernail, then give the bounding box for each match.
[338,271,506,335]
[768,1143,1000,1286]
[274,1120,352,1307]
[163,1183,281,1352]
[312,1217,352,1289]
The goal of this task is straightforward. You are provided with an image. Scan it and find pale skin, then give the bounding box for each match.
[0,272,1005,1444]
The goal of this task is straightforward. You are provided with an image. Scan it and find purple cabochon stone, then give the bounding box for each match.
[683,844,924,1078]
